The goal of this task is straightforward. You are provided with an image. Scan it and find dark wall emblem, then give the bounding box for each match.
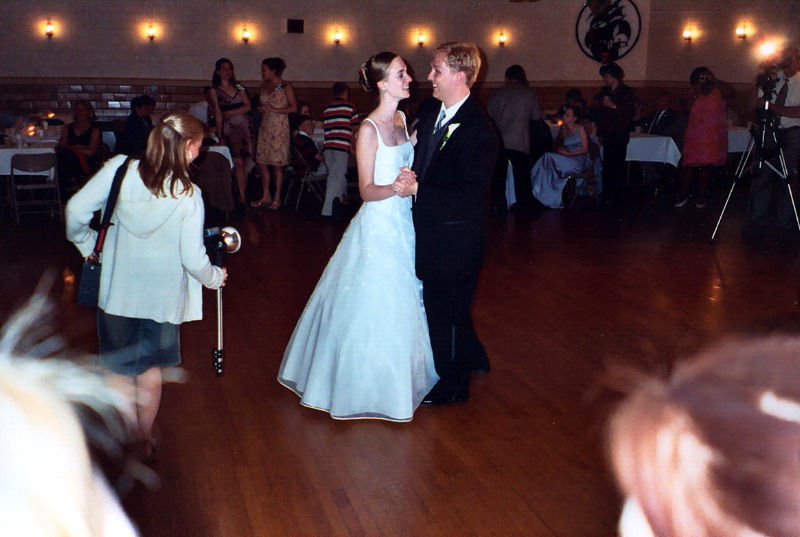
[575,0,641,63]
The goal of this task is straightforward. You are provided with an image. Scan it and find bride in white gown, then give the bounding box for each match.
[278,52,438,421]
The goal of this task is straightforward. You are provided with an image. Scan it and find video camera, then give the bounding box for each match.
[756,62,779,100]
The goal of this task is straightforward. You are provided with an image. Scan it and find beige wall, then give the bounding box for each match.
[645,0,800,84]
[0,0,797,88]
[3,0,649,85]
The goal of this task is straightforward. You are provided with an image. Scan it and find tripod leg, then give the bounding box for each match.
[734,137,754,178]
[786,184,800,234]
[711,179,738,242]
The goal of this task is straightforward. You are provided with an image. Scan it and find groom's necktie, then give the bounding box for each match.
[420,109,448,183]
[434,109,446,132]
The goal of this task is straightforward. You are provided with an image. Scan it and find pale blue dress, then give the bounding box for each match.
[531,130,603,209]
[278,115,438,421]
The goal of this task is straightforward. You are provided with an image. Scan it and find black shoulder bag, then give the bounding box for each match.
[76,157,132,307]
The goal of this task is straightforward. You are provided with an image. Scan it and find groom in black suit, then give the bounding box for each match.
[397,42,499,404]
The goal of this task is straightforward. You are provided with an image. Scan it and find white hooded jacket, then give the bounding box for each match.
[67,154,224,324]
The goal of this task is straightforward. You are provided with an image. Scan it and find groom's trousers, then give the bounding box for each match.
[422,274,488,391]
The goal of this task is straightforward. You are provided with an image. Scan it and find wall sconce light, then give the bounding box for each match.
[735,26,747,39]
[147,24,156,41]
[242,27,250,44]
[333,30,342,45]
[45,21,54,39]
[418,32,426,47]
[498,31,507,47]
[682,29,692,42]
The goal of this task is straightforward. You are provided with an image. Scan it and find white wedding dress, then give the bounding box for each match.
[278,115,438,421]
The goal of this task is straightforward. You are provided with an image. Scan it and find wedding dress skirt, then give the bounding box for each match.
[278,124,437,421]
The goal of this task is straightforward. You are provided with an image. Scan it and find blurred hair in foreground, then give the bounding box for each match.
[0,285,140,536]
[606,336,800,537]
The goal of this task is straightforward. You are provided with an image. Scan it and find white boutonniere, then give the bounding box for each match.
[439,123,460,150]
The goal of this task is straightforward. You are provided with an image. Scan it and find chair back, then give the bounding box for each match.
[290,145,312,178]
[587,141,601,161]
[11,153,57,174]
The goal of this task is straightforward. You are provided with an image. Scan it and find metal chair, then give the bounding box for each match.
[286,145,327,211]
[564,141,601,209]
[10,152,61,225]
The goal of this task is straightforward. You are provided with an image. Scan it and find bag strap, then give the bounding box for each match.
[92,157,133,258]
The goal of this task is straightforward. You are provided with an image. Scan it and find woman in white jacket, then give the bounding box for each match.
[67,111,227,460]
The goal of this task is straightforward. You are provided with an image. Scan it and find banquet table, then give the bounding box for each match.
[727,127,751,153]
[0,145,58,176]
[626,133,682,167]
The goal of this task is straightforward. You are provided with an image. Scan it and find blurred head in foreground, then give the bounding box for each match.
[607,337,800,537]
[0,292,139,537]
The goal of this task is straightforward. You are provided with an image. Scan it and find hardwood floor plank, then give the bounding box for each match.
[4,185,800,536]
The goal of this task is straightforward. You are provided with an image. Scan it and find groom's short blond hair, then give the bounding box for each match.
[434,41,481,88]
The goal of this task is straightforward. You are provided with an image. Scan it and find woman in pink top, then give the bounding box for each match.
[675,67,734,208]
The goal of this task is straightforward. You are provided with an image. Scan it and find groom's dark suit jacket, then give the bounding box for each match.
[412,95,499,283]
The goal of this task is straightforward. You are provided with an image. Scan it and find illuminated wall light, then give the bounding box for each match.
[45,21,54,39]
[147,24,156,41]
[735,26,747,39]
[242,27,250,44]
[418,32,426,47]
[683,29,692,42]
[333,30,342,45]
[760,41,777,57]
[498,31,507,47]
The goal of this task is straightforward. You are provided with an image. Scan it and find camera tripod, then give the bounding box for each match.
[710,102,800,242]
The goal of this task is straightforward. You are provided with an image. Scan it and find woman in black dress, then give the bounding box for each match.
[57,99,101,197]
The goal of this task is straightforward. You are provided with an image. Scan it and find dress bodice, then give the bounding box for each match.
[216,86,245,111]
[562,130,583,153]
[265,83,288,108]
[363,116,414,187]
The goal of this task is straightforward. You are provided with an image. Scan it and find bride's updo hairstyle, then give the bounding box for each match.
[358,52,399,94]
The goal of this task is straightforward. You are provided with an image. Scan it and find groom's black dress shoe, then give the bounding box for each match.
[421,379,470,405]
[469,356,491,375]
[470,362,491,376]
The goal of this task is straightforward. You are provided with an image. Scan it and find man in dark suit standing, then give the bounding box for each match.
[396,42,499,404]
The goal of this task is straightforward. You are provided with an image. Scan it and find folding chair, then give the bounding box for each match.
[10,152,61,225]
[564,141,601,208]
[287,146,327,211]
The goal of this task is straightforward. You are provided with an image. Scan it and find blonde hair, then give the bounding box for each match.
[433,41,481,87]
[139,111,203,198]
[0,288,138,537]
[607,337,800,537]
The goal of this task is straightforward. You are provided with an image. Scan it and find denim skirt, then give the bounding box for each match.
[97,309,180,376]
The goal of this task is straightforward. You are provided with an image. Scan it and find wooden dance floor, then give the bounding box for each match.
[3,187,800,537]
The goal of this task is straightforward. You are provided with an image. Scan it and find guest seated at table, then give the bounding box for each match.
[290,114,326,177]
[57,99,101,197]
[531,104,602,208]
[555,88,587,119]
[675,67,734,209]
[644,91,680,136]
[117,94,155,157]
[594,63,635,199]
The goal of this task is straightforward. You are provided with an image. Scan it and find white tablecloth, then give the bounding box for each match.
[626,133,682,167]
[728,127,751,153]
[0,146,57,176]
